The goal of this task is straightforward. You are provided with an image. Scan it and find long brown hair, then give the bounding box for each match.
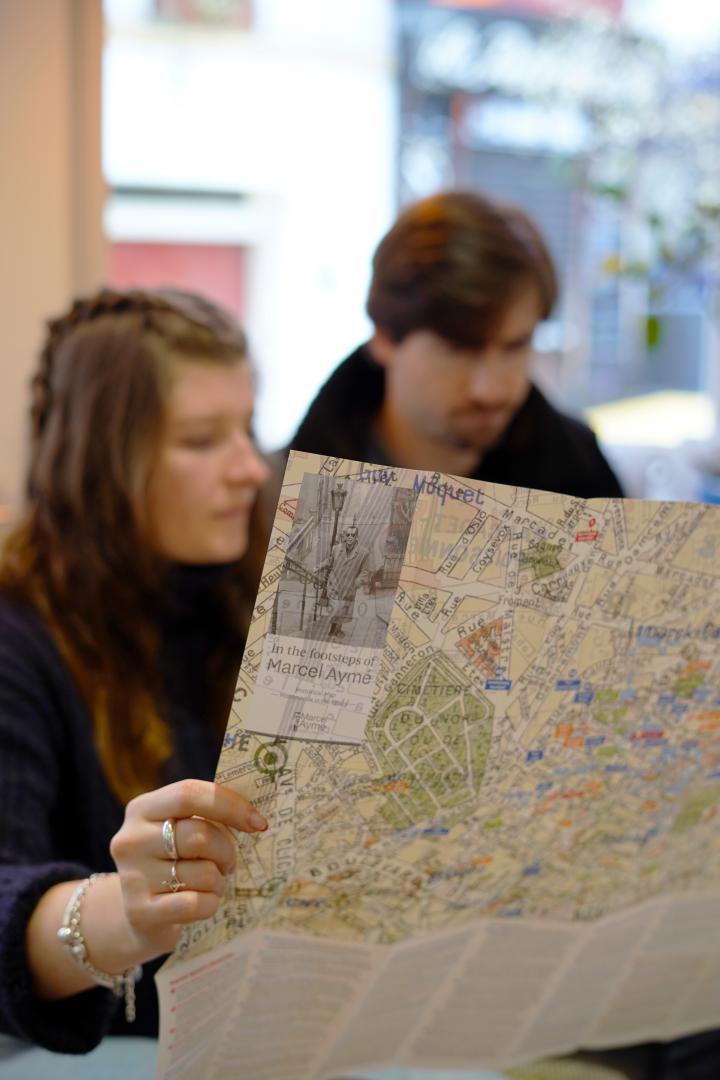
[0,288,256,804]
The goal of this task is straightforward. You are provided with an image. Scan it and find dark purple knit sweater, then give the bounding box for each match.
[0,568,234,1053]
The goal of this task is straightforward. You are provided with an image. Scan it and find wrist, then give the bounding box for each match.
[27,874,149,1011]
[57,874,141,1022]
[79,871,162,972]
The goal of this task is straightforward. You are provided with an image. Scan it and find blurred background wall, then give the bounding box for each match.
[0,0,104,504]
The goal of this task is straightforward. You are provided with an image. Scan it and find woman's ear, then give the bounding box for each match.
[367,329,396,368]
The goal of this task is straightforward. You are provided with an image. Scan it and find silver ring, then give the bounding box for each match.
[161,862,187,894]
[161,818,178,861]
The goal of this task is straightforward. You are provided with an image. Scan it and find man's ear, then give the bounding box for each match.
[368,328,396,368]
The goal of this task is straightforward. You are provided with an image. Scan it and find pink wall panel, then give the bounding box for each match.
[109,242,246,315]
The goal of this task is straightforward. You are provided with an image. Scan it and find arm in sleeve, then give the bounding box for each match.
[0,606,118,1052]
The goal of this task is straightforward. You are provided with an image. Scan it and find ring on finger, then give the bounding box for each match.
[161,818,179,861]
[161,862,187,894]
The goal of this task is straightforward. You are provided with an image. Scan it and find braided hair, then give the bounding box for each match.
[29,287,247,470]
[1,287,252,803]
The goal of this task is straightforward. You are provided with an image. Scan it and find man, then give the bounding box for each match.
[318,524,371,640]
[291,189,622,499]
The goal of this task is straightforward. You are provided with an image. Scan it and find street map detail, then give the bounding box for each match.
[156,452,720,1080]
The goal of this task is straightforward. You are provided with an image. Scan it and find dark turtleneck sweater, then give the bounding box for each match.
[0,565,241,1053]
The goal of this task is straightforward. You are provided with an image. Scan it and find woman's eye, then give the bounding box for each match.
[180,434,216,449]
[505,338,532,354]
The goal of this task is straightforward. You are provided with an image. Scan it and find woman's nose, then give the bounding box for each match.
[227,434,270,488]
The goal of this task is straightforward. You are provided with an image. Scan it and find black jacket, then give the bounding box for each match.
[0,566,235,1052]
[291,344,623,499]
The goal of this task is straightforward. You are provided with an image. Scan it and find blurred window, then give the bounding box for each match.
[103,0,720,460]
[102,0,395,451]
[396,0,720,453]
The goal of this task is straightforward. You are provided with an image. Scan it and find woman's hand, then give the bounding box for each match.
[27,779,268,1003]
[109,778,268,960]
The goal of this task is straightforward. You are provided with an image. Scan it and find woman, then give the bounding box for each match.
[0,287,270,1061]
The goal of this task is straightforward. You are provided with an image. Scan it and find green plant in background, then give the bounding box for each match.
[410,6,720,285]
[534,13,720,380]
[534,15,720,282]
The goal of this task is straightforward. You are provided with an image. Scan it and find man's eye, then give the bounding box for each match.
[446,342,472,358]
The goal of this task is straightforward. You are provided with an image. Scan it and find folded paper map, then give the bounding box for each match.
[156,451,720,1079]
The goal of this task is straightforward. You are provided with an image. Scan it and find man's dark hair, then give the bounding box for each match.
[366,190,558,347]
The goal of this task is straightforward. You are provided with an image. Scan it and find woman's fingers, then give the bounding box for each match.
[125,779,268,834]
[157,858,226,899]
[119,856,228,935]
[111,814,237,876]
[174,818,237,876]
[111,780,265,953]
[125,882,225,931]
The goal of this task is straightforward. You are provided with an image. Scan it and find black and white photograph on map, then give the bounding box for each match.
[270,473,416,650]
[253,473,417,744]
